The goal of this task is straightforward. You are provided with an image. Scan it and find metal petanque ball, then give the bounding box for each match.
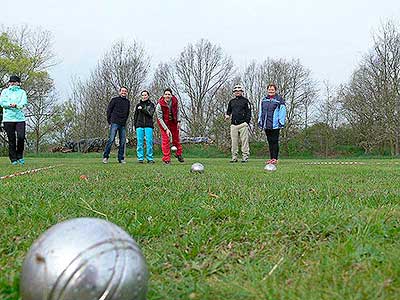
[171,145,177,152]
[264,163,277,172]
[20,217,148,300]
[190,163,204,173]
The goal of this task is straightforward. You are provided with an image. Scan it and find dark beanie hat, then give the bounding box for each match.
[9,75,21,83]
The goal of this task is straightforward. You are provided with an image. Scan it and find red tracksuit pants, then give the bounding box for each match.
[160,121,182,162]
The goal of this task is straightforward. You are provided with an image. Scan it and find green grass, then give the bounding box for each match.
[0,156,399,299]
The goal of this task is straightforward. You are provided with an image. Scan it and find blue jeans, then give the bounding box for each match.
[103,123,126,162]
[136,127,153,161]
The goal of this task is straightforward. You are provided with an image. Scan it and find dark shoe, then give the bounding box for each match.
[176,155,185,163]
[229,158,238,163]
[147,160,155,164]
[163,161,171,165]
[241,159,248,163]
[138,160,144,164]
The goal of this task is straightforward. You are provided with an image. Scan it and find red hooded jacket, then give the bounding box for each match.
[157,95,179,127]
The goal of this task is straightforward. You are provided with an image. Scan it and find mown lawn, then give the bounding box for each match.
[0,156,399,299]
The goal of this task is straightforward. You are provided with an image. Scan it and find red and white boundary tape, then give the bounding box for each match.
[304,161,365,165]
[304,161,400,165]
[0,165,58,180]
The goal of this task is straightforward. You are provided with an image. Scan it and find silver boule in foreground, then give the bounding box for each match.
[190,163,204,173]
[171,146,177,151]
[20,217,148,300]
[264,163,277,172]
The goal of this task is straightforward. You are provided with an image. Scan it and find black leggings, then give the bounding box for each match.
[265,129,280,159]
[3,121,26,162]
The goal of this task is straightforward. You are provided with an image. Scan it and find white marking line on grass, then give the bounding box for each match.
[0,165,60,180]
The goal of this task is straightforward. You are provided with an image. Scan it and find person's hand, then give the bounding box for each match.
[225,114,230,120]
[166,129,171,137]
[10,103,17,108]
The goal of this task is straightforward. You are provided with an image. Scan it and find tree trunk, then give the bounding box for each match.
[35,128,40,154]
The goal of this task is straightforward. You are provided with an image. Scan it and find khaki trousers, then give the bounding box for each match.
[230,122,250,160]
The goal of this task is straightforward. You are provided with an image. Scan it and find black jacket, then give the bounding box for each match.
[107,96,130,126]
[134,100,155,128]
[226,96,251,125]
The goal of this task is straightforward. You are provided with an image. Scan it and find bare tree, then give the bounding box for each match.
[341,20,400,155]
[150,62,183,104]
[242,58,318,141]
[71,40,150,141]
[175,39,234,136]
[317,81,343,129]
[151,39,234,137]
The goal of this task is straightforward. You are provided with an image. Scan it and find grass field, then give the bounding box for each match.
[0,155,399,299]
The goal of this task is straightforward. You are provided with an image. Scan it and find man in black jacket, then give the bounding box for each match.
[102,86,130,164]
[133,90,155,163]
[225,84,251,163]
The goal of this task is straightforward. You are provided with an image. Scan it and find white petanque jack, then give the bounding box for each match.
[264,163,277,172]
[191,163,205,173]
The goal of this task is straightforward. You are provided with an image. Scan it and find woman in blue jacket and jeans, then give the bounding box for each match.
[258,84,286,165]
[0,76,28,165]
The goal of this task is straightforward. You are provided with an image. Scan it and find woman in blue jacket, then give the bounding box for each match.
[258,84,286,165]
[0,76,28,165]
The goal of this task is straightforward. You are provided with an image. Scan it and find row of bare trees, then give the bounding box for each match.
[341,21,400,155]
[69,41,150,142]
[2,20,400,156]
[67,39,319,148]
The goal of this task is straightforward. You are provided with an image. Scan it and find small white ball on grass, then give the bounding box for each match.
[264,163,277,172]
[190,163,204,173]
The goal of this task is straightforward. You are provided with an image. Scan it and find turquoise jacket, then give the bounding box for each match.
[0,86,28,122]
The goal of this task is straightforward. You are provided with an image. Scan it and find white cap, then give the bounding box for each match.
[233,84,244,92]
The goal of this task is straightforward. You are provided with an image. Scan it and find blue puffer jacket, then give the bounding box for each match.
[0,86,28,122]
[257,94,286,130]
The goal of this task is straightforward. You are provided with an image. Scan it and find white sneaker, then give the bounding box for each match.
[102,158,108,164]
[119,160,126,164]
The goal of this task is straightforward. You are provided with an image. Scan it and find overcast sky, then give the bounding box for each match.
[2,0,400,98]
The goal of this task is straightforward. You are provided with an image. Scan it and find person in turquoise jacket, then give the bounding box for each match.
[0,75,28,165]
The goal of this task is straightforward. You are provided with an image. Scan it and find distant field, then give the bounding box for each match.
[0,156,399,299]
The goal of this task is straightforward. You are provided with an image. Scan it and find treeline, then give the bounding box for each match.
[1,21,399,156]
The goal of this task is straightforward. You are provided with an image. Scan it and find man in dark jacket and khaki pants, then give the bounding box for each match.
[225,84,251,163]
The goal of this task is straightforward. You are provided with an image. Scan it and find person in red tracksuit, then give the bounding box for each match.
[155,88,184,164]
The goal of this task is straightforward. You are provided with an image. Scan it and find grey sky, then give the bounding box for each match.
[2,0,400,98]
